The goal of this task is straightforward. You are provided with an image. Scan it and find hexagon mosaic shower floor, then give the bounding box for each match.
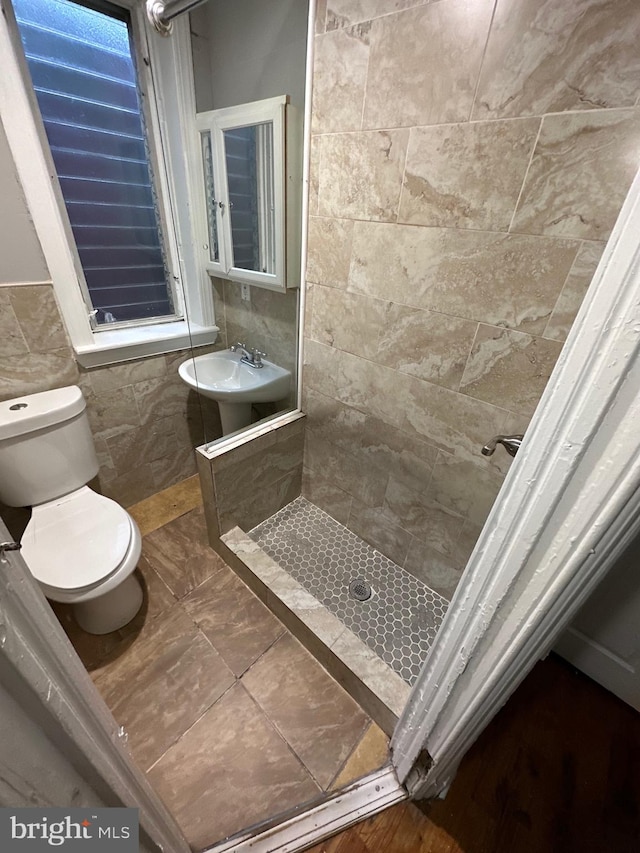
[249,497,449,685]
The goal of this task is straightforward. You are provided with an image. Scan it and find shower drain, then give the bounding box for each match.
[349,578,372,601]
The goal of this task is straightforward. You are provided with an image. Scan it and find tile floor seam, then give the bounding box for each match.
[143,676,239,774]
[324,716,374,792]
[239,629,289,679]
[239,684,326,794]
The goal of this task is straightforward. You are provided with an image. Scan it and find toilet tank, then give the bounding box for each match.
[0,386,99,507]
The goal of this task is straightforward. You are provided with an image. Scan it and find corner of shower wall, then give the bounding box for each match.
[196,414,305,548]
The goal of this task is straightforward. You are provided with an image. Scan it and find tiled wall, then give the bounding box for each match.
[303,0,640,598]
[0,119,222,509]
[197,416,305,539]
[0,280,222,507]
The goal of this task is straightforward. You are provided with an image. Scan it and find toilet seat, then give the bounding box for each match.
[22,486,133,592]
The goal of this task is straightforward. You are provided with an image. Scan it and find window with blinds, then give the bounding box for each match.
[13,0,176,326]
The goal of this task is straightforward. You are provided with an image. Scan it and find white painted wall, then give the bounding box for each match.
[191,0,309,112]
[0,117,48,283]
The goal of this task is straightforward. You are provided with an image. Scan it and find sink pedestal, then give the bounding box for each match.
[218,401,252,435]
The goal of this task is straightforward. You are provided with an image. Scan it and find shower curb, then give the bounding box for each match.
[221,526,410,735]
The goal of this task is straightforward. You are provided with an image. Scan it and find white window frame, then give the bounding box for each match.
[196,96,289,292]
[0,0,217,367]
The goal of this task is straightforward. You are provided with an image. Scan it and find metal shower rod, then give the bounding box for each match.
[146,0,209,35]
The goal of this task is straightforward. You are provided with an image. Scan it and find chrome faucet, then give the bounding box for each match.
[481,434,524,458]
[230,341,267,368]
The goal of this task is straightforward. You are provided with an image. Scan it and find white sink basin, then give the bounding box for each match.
[179,350,290,403]
[178,350,291,435]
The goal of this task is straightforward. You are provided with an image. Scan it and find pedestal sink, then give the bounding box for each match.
[178,350,291,435]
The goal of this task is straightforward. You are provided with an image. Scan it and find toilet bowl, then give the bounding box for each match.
[23,487,143,634]
[0,386,143,635]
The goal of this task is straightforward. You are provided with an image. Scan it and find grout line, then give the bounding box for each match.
[457,321,482,393]
[241,683,325,792]
[507,115,544,233]
[324,716,376,792]
[144,677,238,774]
[468,0,499,122]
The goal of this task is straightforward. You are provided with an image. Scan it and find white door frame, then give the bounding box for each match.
[391,167,640,798]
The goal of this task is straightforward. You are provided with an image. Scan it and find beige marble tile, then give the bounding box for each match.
[128,474,203,537]
[362,0,494,129]
[335,348,507,463]
[310,285,386,360]
[305,433,388,508]
[87,355,166,393]
[472,0,640,119]
[243,633,369,789]
[459,324,563,416]
[306,216,354,287]
[182,564,285,676]
[0,288,29,358]
[383,477,465,558]
[302,467,353,526]
[151,444,197,492]
[106,418,178,476]
[315,0,327,33]
[455,519,484,566]
[143,505,227,598]
[511,109,640,241]
[330,631,410,721]
[100,463,157,508]
[349,221,579,335]
[148,684,320,849]
[308,134,321,216]
[544,242,605,341]
[403,536,462,600]
[9,284,68,352]
[317,130,409,222]
[427,452,505,527]
[132,375,190,425]
[327,0,427,30]
[303,338,342,399]
[312,24,370,134]
[217,468,302,535]
[85,385,141,441]
[303,280,315,341]
[347,498,412,567]
[399,119,540,231]
[0,349,79,403]
[210,427,277,473]
[304,388,438,494]
[376,304,478,390]
[214,430,304,507]
[93,605,235,771]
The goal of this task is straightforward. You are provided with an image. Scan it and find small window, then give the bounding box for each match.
[197,95,299,292]
[13,0,178,327]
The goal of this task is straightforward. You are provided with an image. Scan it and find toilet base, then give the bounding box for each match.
[73,572,143,635]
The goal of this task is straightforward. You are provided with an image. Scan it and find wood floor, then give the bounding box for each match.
[309,655,640,853]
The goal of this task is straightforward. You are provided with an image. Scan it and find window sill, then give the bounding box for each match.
[74,320,219,368]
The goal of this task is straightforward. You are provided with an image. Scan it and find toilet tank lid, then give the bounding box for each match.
[0,386,86,441]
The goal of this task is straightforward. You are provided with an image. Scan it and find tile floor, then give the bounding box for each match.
[52,477,388,850]
[251,497,449,685]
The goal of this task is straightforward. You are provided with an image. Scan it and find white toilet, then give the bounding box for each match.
[0,385,143,635]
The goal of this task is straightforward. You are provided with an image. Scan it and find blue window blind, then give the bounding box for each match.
[13,0,175,325]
